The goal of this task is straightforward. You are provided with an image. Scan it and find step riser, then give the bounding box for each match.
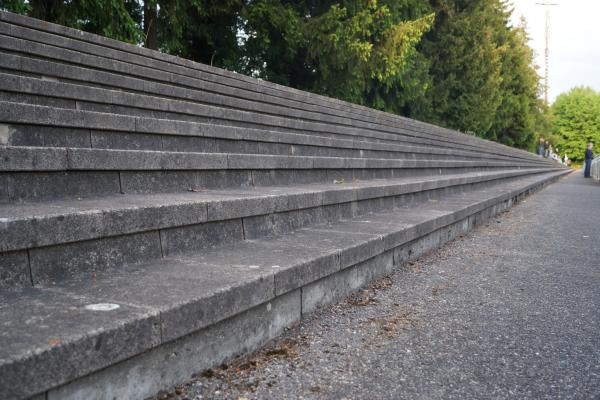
[0,86,521,161]
[0,73,534,162]
[0,166,543,203]
[2,171,548,288]
[0,11,527,156]
[0,52,541,162]
[30,173,562,400]
[0,44,522,158]
[0,21,488,149]
[2,122,549,165]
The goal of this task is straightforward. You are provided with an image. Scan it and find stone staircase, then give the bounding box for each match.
[0,11,569,400]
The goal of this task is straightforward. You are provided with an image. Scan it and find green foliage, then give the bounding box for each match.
[240,0,434,111]
[304,2,434,106]
[412,0,502,135]
[488,18,541,149]
[238,0,305,84]
[1,0,143,43]
[158,0,243,67]
[403,0,543,150]
[65,0,143,43]
[0,0,31,15]
[551,87,600,162]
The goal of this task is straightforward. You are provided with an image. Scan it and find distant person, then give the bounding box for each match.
[537,138,545,156]
[563,153,568,165]
[584,143,594,178]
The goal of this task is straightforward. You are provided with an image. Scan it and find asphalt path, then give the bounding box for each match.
[155,172,599,400]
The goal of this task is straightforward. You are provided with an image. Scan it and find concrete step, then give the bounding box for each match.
[0,32,519,158]
[0,10,461,145]
[0,145,551,201]
[0,146,548,173]
[0,67,534,163]
[0,38,540,161]
[0,101,556,168]
[0,169,569,400]
[0,12,542,161]
[0,167,563,287]
[0,10,448,142]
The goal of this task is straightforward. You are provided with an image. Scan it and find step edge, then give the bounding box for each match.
[0,169,569,399]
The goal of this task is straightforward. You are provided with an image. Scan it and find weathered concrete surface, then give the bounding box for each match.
[0,100,550,167]
[0,169,555,254]
[164,173,599,400]
[0,288,161,400]
[47,290,302,400]
[0,171,563,399]
[0,16,555,164]
[0,11,551,161]
[2,145,544,172]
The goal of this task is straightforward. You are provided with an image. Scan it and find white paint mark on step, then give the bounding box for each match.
[0,124,10,145]
[84,303,120,311]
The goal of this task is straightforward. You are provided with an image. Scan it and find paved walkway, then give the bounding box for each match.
[156,173,599,400]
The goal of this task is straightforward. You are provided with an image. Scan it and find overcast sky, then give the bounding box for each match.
[509,0,600,103]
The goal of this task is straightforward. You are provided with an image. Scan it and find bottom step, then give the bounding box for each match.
[0,169,570,400]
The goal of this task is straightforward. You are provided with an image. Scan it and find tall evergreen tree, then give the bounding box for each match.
[0,0,143,43]
[414,0,503,136]
[240,0,434,110]
[157,0,243,68]
[488,17,541,148]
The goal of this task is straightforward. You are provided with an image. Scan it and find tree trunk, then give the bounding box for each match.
[144,0,158,50]
[30,0,59,22]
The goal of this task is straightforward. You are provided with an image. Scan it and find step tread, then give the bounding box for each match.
[0,145,550,171]
[0,14,488,147]
[0,42,517,156]
[0,10,531,154]
[0,168,559,253]
[0,169,569,399]
[0,101,553,164]
[0,69,527,160]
